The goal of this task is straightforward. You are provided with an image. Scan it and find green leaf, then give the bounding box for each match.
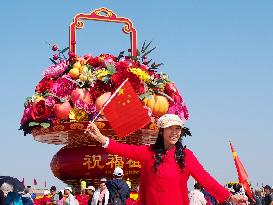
[142,47,156,58]
[131,56,138,61]
[60,47,69,54]
[59,98,65,103]
[139,92,153,100]
[24,96,32,106]
[142,41,152,53]
[154,90,173,101]
[101,75,110,83]
[40,122,51,129]
[43,92,52,97]
[49,58,57,65]
[141,41,146,53]
[29,122,40,127]
[108,66,116,75]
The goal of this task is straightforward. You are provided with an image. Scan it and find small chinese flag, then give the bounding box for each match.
[103,79,151,138]
[229,142,254,201]
[33,178,37,186]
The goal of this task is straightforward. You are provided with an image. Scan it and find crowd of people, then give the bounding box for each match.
[189,183,273,205]
[0,178,272,205]
[0,167,131,205]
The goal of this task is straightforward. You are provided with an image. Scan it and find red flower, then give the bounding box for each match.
[115,61,130,71]
[100,54,117,61]
[148,70,160,79]
[88,56,102,67]
[182,104,189,120]
[31,100,52,121]
[35,78,53,94]
[21,103,33,125]
[111,71,146,94]
[89,81,115,101]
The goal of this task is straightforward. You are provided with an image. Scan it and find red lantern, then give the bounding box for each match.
[51,145,141,186]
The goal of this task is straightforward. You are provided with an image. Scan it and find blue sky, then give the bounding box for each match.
[1,1,272,190]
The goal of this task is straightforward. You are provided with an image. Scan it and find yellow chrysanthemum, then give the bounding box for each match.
[69,108,88,122]
[94,69,110,80]
[130,68,150,83]
[33,95,44,102]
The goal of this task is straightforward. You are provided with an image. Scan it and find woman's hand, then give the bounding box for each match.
[229,194,248,205]
[85,122,107,145]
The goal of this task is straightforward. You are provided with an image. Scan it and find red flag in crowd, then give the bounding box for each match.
[102,78,151,138]
[229,141,254,201]
[34,178,37,186]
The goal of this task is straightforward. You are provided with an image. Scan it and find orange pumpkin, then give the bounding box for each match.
[143,95,169,117]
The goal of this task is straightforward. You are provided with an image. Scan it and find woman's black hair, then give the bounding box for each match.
[151,126,191,172]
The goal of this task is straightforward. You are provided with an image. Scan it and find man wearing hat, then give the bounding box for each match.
[86,114,248,205]
[85,186,95,205]
[263,185,273,205]
[64,187,77,205]
[106,167,130,205]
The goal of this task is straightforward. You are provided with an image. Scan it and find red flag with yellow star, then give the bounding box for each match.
[229,142,254,201]
[103,78,151,138]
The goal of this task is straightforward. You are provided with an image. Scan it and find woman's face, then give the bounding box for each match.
[163,125,182,148]
[99,182,106,191]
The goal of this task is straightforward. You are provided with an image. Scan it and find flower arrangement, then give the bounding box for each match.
[20,42,189,135]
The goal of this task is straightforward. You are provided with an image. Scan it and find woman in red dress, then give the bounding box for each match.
[86,114,247,205]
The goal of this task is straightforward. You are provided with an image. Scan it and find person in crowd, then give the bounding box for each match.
[91,178,109,205]
[86,113,248,205]
[85,186,95,205]
[35,190,52,205]
[106,167,130,205]
[251,189,262,205]
[47,186,59,205]
[58,190,65,205]
[2,183,23,205]
[202,188,218,205]
[74,187,88,205]
[189,183,207,205]
[263,185,273,205]
[0,189,5,205]
[21,188,34,205]
[25,186,35,200]
[64,187,78,205]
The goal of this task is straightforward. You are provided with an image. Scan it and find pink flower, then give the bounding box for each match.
[43,60,68,78]
[74,99,85,109]
[168,103,189,123]
[50,77,76,98]
[21,103,33,125]
[45,96,56,107]
[84,103,96,114]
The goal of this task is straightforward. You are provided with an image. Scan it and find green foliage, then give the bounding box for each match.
[29,122,40,127]
[40,122,51,128]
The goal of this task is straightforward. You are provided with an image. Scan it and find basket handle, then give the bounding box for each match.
[69,7,137,56]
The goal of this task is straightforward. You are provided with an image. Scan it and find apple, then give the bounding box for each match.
[70,88,92,104]
[54,101,71,120]
[95,92,111,112]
